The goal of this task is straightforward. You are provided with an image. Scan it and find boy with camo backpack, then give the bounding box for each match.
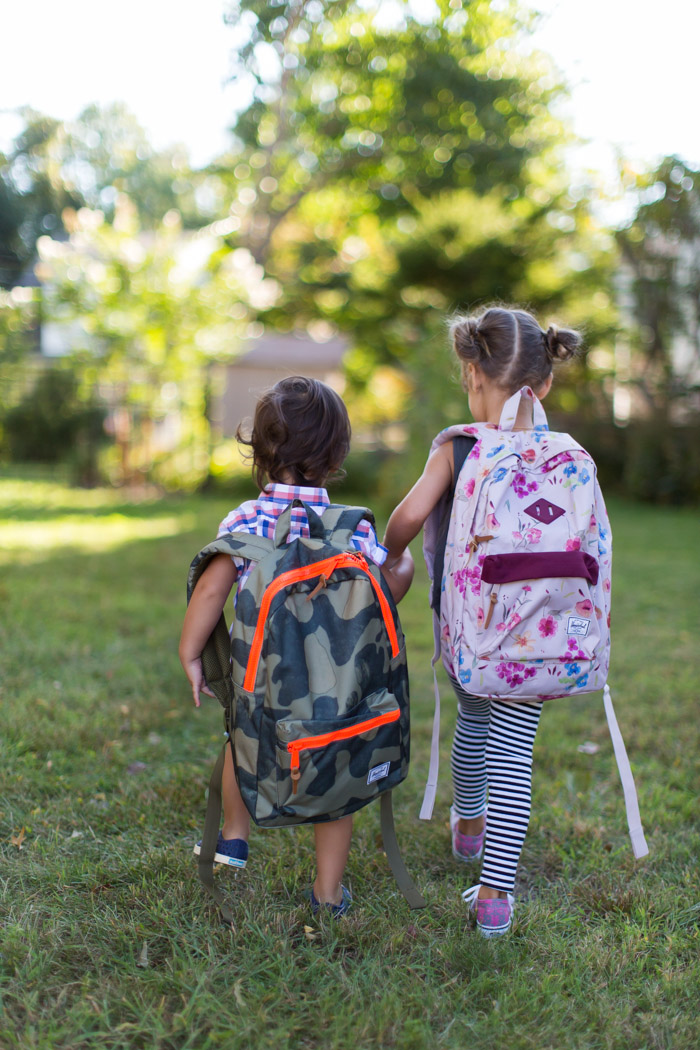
[179,377,418,923]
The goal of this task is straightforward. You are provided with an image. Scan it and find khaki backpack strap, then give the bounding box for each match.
[379,791,426,909]
[198,741,236,927]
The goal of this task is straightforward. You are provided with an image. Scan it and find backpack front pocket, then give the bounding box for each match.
[273,689,403,820]
[476,550,602,663]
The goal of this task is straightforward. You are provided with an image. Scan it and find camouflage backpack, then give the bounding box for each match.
[187,500,425,921]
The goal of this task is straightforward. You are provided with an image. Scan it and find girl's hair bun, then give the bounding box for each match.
[451,315,491,363]
[544,324,582,362]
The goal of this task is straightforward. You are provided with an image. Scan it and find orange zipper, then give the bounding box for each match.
[242,552,400,691]
[287,708,400,792]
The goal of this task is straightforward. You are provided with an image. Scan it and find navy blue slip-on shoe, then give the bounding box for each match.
[194,832,248,868]
[310,885,352,919]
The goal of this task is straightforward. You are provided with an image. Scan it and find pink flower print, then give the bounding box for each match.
[575,598,593,616]
[603,577,611,593]
[521,448,536,463]
[514,632,533,651]
[525,527,542,544]
[452,569,469,596]
[589,514,597,529]
[595,606,603,620]
[485,511,499,530]
[464,478,475,498]
[463,426,478,435]
[477,607,484,627]
[470,440,482,459]
[538,615,557,638]
[496,622,506,632]
[512,531,523,542]
[566,537,581,551]
[523,584,532,592]
[507,612,522,630]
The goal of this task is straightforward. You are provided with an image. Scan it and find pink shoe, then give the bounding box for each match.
[450,806,486,863]
[462,884,514,938]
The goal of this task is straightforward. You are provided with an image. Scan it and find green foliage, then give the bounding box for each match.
[1,478,699,1048]
[2,366,105,482]
[617,156,700,418]
[34,200,263,488]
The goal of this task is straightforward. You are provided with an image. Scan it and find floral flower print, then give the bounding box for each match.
[566,537,582,551]
[513,472,539,499]
[538,615,557,637]
[514,632,534,651]
[521,448,536,463]
[525,527,542,544]
[603,577,611,593]
[463,477,475,498]
[578,468,591,485]
[575,598,593,616]
[492,467,508,483]
[487,443,505,458]
[563,462,577,478]
[485,511,500,530]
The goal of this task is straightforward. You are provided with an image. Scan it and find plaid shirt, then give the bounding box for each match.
[217,484,387,596]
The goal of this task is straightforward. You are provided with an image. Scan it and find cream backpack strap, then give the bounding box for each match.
[419,612,443,821]
[603,684,649,858]
[498,386,549,430]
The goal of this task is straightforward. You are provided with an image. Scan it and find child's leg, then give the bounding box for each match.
[313,814,353,905]
[479,698,543,897]
[221,742,251,842]
[451,683,490,836]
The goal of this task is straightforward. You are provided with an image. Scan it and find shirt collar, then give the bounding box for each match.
[260,483,330,508]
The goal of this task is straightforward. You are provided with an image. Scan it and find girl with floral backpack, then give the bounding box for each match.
[383,306,647,938]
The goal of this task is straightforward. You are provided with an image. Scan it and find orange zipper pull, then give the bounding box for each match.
[484,590,498,629]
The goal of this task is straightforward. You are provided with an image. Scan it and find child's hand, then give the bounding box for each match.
[182,656,216,708]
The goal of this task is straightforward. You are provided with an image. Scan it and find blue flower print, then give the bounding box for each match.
[492,467,508,482]
[564,662,581,676]
[564,463,577,477]
[487,443,505,458]
[575,672,589,689]
[458,666,472,687]
[578,468,591,485]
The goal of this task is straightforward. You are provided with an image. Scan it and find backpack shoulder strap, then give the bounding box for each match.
[430,435,476,612]
[322,504,376,549]
[186,533,275,709]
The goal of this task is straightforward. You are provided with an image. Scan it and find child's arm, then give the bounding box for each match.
[179,553,238,707]
[382,442,454,596]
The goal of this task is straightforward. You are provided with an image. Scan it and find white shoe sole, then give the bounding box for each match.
[193,842,246,868]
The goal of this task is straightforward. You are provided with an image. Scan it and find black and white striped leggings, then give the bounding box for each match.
[450,676,543,893]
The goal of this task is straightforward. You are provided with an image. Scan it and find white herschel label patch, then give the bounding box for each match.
[367,761,390,785]
[567,616,591,637]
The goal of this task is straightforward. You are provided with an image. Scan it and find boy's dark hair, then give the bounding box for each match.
[237,376,351,491]
[450,306,582,394]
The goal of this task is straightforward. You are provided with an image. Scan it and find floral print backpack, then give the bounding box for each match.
[421,387,648,858]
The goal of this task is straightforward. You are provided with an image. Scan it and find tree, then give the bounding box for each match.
[0,105,217,289]
[218,0,617,459]
[34,197,275,486]
[617,156,700,421]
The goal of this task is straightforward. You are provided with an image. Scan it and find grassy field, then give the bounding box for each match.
[1,474,699,1050]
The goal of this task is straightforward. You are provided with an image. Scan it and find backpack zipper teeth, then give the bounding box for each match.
[286,709,401,794]
[243,553,399,691]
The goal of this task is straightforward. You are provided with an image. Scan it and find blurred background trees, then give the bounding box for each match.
[1,0,698,501]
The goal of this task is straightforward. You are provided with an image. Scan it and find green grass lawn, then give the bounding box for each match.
[1,475,699,1050]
